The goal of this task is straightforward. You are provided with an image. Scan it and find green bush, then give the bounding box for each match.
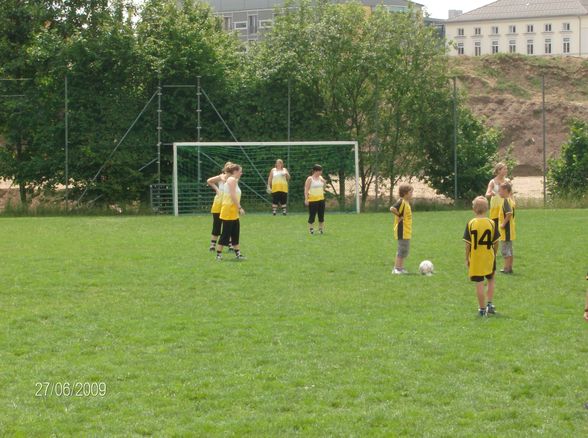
[547,119,588,199]
[423,108,501,201]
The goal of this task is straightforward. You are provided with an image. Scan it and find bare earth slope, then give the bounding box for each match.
[450,54,588,176]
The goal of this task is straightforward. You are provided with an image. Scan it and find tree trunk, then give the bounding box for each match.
[338,167,345,210]
[15,139,27,205]
[19,184,26,205]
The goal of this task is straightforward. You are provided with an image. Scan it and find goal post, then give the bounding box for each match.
[172,141,360,216]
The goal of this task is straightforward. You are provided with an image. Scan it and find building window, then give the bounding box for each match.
[544,23,552,32]
[563,22,571,31]
[458,28,465,36]
[509,40,516,53]
[457,42,465,55]
[475,41,482,56]
[492,40,499,54]
[508,25,517,34]
[234,21,247,30]
[260,19,273,29]
[563,37,571,54]
[223,16,231,31]
[248,15,258,34]
[527,40,534,55]
[527,24,534,33]
[491,26,499,35]
[385,5,408,13]
[474,27,481,35]
[545,38,552,54]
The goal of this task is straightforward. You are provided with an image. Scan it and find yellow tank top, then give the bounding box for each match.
[210,180,224,214]
[220,180,241,221]
[489,179,502,220]
[308,177,324,202]
[271,169,288,193]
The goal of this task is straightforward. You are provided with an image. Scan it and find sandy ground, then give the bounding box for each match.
[350,176,544,201]
[408,176,544,200]
[0,179,14,189]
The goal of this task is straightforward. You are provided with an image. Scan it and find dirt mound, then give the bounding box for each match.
[450,55,588,175]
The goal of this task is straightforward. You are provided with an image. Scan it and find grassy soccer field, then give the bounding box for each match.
[1,210,587,436]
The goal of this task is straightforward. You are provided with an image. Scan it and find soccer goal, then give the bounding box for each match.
[172,141,360,216]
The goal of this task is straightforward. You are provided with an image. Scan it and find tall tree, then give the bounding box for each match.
[0,0,63,204]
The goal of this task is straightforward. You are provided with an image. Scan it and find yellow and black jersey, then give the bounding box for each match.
[393,198,412,240]
[498,197,516,241]
[463,217,500,277]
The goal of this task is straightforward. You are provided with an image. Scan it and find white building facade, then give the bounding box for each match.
[446,0,588,57]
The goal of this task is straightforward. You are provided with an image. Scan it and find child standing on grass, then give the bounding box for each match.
[390,184,413,275]
[498,181,516,274]
[463,196,500,317]
[486,162,509,229]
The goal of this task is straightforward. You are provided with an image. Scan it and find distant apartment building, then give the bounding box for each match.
[203,0,436,44]
[446,0,588,57]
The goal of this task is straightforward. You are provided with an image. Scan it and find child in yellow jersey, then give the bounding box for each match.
[216,163,246,261]
[463,196,500,317]
[267,159,290,216]
[304,164,326,235]
[206,162,233,252]
[390,184,413,275]
[485,162,508,228]
[498,181,516,274]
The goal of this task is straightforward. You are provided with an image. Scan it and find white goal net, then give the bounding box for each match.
[172,141,360,215]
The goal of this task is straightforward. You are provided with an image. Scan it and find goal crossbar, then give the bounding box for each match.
[172,141,360,216]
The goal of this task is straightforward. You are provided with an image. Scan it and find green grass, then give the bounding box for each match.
[1,210,587,436]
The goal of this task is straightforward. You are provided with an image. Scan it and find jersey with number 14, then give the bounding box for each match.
[463,217,500,277]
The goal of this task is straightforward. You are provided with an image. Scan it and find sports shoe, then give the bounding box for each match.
[486,303,496,315]
[319,229,324,235]
[235,254,246,260]
[478,308,487,317]
[282,211,287,216]
[309,228,314,235]
[392,268,404,275]
[500,269,513,274]
[216,254,222,262]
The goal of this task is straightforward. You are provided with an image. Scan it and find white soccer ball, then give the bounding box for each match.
[419,260,434,276]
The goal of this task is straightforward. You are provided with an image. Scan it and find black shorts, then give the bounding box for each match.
[470,261,496,282]
[272,191,288,205]
[219,219,240,246]
[308,200,325,224]
[211,213,222,236]
[470,273,495,283]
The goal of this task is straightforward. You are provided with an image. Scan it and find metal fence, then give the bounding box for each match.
[150,183,212,215]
